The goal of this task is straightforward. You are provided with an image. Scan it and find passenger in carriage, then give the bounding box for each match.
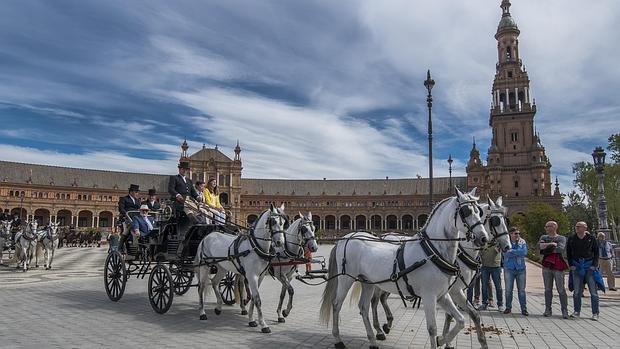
[204,178,226,225]
[131,205,155,241]
[142,188,161,211]
[117,184,141,253]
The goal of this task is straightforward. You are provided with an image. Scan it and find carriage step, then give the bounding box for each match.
[167,241,179,255]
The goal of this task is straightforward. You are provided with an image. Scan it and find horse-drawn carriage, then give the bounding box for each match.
[103,198,243,314]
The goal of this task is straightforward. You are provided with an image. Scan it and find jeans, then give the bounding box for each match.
[504,268,527,311]
[572,268,599,314]
[481,266,503,307]
[542,268,568,313]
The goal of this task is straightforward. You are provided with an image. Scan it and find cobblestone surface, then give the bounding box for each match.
[1,245,619,348]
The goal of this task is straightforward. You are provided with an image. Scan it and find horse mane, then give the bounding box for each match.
[420,196,454,231]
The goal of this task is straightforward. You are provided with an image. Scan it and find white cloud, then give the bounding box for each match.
[0,144,177,174]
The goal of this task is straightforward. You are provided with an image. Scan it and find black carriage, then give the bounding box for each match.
[103,201,241,314]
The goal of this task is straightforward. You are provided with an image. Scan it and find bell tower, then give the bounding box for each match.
[467,0,557,208]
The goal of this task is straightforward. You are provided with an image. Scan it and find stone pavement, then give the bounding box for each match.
[1,244,619,349]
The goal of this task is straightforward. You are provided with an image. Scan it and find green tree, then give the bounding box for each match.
[563,190,596,229]
[572,134,620,236]
[511,202,569,262]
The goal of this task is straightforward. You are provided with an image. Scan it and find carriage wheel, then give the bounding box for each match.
[148,264,174,314]
[104,251,127,302]
[170,263,194,296]
[218,271,237,305]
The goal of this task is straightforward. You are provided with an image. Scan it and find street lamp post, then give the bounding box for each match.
[447,154,454,189]
[592,146,611,240]
[19,192,25,221]
[424,70,435,209]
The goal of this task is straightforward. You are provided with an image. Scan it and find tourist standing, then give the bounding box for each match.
[538,221,569,319]
[567,222,600,320]
[479,243,504,312]
[502,227,528,315]
[597,232,617,291]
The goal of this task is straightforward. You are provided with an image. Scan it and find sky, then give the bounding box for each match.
[0,0,619,195]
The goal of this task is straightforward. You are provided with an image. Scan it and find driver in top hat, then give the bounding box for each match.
[168,160,199,212]
[142,188,161,211]
[118,184,142,219]
[117,184,142,253]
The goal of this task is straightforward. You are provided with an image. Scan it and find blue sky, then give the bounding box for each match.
[0,0,619,195]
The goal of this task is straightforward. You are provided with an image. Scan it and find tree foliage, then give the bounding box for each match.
[571,134,620,236]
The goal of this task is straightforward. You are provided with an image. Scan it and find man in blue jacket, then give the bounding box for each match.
[131,205,154,241]
[502,227,528,315]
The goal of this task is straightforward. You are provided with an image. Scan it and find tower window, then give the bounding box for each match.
[506,46,512,60]
[507,71,513,78]
[514,180,519,188]
[510,132,518,142]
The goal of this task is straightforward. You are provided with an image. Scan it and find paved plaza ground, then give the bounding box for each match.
[1,244,619,349]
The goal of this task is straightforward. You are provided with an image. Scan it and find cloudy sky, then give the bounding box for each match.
[0,0,618,194]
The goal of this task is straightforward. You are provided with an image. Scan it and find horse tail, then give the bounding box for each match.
[194,239,212,295]
[349,281,362,307]
[319,244,339,325]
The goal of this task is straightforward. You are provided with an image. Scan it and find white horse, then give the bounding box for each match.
[0,220,12,264]
[320,188,489,349]
[15,221,38,272]
[365,196,512,349]
[194,204,287,333]
[260,212,319,323]
[35,222,59,269]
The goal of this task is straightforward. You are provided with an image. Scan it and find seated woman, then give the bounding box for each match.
[204,178,226,225]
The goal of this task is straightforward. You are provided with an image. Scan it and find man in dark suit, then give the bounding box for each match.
[117,184,141,253]
[118,184,141,219]
[168,161,198,212]
[143,188,161,211]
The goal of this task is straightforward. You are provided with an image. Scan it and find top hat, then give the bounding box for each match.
[178,161,190,169]
[128,184,140,192]
[148,188,157,196]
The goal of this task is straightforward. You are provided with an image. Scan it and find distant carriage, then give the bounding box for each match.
[103,199,243,314]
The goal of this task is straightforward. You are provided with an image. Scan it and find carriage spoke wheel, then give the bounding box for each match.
[104,251,127,302]
[218,271,237,305]
[170,263,194,296]
[148,264,174,314]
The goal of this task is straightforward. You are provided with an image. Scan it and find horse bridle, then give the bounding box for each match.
[282,219,316,258]
[454,199,485,242]
[252,209,288,243]
[484,209,509,244]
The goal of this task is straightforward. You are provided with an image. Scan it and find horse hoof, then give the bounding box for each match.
[445,347,455,349]
[277,317,285,323]
[382,324,390,334]
[370,346,379,349]
[335,342,346,349]
[261,327,271,334]
[214,308,221,315]
[376,333,386,341]
[241,310,248,316]
[282,309,289,318]
[249,321,258,327]
[199,314,208,320]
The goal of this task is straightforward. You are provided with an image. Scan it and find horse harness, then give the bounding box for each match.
[197,210,287,277]
[340,198,484,307]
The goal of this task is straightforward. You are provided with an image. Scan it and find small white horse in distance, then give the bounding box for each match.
[0,220,12,265]
[365,196,513,349]
[15,221,38,272]
[320,188,489,349]
[259,212,319,323]
[35,222,60,270]
[194,204,287,334]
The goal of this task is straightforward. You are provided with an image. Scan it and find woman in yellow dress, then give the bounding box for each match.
[204,178,226,224]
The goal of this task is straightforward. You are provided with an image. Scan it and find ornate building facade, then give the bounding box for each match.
[0,0,561,236]
[466,0,562,214]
